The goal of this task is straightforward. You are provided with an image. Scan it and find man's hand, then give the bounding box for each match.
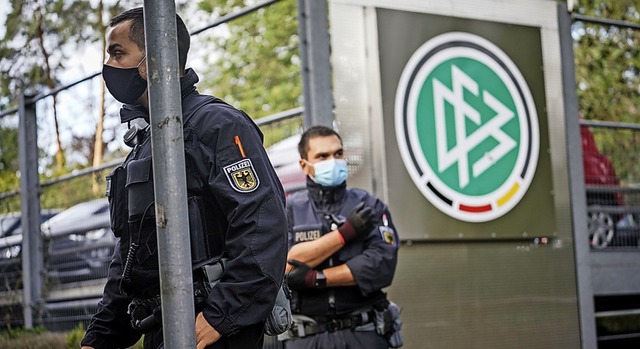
[196,312,221,349]
[287,259,317,289]
[338,202,375,243]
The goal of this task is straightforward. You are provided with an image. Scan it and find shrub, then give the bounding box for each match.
[65,323,144,349]
[66,323,85,349]
[0,327,66,349]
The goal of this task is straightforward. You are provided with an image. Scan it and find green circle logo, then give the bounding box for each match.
[395,32,539,222]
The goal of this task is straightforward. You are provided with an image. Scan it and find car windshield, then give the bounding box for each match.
[0,216,21,238]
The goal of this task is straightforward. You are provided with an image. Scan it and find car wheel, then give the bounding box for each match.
[588,211,615,249]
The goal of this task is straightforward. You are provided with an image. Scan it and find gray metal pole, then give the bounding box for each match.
[18,92,43,329]
[558,4,597,349]
[142,2,196,348]
[297,0,333,128]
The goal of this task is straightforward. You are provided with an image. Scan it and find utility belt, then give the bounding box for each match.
[127,259,227,334]
[127,258,293,337]
[282,311,375,339]
[128,295,162,333]
[280,301,404,348]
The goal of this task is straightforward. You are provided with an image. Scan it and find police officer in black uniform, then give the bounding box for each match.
[283,126,402,348]
[81,8,287,349]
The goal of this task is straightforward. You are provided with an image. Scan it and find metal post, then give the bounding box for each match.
[558,3,597,349]
[18,93,43,329]
[297,0,334,128]
[142,2,196,348]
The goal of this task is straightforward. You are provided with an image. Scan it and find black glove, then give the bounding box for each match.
[286,259,317,289]
[338,202,375,243]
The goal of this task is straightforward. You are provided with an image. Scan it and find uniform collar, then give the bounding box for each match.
[119,68,200,123]
[307,176,347,209]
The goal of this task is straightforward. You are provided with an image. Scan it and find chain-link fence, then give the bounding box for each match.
[583,122,640,250]
[0,3,302,348]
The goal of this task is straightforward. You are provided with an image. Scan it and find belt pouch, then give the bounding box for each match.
[188,196,210,266]
[126,157,155,222]
[107,167,126,237]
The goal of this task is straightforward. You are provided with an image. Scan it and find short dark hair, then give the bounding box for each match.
[109,7,190,74]
[298,125,343,160]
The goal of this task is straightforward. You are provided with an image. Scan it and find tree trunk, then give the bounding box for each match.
[92,0,107,195]
[36,9,66,171]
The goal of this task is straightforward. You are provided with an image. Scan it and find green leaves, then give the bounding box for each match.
[196,0,301,123]
[575,0,640,183]
[574,1,640,124]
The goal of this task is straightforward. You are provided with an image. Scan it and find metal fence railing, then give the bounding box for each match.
[572,13,640,253]
[0,2,301,344]
[580,120,640,250]
[0,105,302,332]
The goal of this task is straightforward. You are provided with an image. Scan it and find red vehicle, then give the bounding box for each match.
[267,129,628,247]
[581,125,624,248]
[267,134,306,196]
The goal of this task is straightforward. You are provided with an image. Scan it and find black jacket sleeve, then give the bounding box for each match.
[194,105,287,336]
[81,239,141,348]
[345,198,400,295]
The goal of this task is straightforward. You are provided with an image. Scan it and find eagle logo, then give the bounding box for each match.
[223,159,260,193]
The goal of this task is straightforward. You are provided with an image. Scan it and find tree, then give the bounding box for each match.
[0,126,20,194]
[0,0,98,171]
[195,0,302,145]
[573,0,640,182]
[0,0,137,205]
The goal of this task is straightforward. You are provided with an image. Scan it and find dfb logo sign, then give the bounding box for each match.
[395,32,539,222]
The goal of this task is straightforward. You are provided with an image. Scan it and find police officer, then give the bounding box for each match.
[283,126,401,348]
[80,8,287,349]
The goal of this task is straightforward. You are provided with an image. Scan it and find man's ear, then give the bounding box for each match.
[300,159,312,176]
[139,64,148,80]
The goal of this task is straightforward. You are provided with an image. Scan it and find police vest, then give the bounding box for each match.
[287,189,386,317]
[106,96,229,297]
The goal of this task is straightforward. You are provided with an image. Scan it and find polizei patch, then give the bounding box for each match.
[223,159,259,193]
[395,32,539,223]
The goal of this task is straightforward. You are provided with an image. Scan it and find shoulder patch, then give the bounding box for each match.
[223,159,260,193]
[379,226,397,247]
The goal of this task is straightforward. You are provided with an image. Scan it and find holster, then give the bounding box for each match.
[264,283,293,336]
[373,300,404,348]
[128,296,162,334]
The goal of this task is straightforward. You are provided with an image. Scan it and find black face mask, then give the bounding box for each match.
[102,58,147,105]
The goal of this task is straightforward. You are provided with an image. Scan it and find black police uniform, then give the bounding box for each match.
[283,178,399,348]
[81,69,287,349]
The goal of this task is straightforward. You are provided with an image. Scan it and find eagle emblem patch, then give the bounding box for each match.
[223,159,259,193]
[379,226,397,246]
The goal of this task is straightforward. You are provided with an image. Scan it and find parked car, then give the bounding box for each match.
[581,125,638,248]
[0,199,113,291]
[0,209,61,240]
[0,209,61,291]
[42,198,113,284]
[267,134,306,195]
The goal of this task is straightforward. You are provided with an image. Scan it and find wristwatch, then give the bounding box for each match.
[315,270,327,288]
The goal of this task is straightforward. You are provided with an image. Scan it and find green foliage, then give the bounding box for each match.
[65,323,85,349]
[597,314,640,335]
[0,126,20,195]
[0,327,66,349]
[0,324,143,349]
[0,0,95,100]
[574,0,640,183]
[196,0,302,121]
[0,326,45,340]
[574,0,640,123]
[261,117,303,148]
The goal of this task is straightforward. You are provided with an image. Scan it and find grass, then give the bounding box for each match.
[0,323,144,349]
[0,329,67,349]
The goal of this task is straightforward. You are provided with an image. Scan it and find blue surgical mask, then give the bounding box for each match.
[310,158,348,187]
